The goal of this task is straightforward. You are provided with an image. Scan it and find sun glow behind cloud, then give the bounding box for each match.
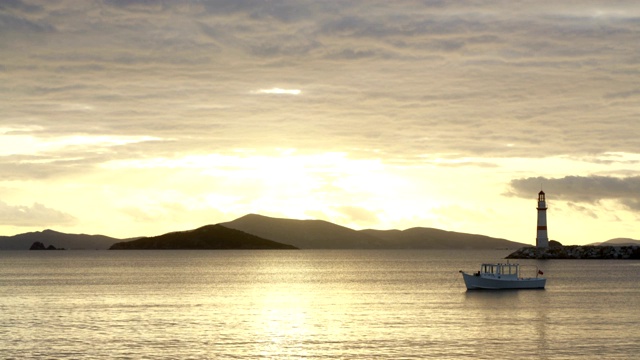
[83,150,640,241]
[101,150,448,228]
[252,88,302,95]
[0,133,162,156]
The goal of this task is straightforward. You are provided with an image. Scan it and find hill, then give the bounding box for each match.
[222,214,385,249]
[0,214,529,250]
[109,224,297,250]
[360,227,526,249]
[0,229,121,250]
[223,214,526,249]
[588,238,640,246]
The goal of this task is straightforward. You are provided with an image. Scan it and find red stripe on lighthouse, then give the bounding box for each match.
[537,226,547,230]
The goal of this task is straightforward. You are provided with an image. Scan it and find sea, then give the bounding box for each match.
[1,249,639,359]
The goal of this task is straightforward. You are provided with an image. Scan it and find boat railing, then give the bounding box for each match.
[518,265,544,279]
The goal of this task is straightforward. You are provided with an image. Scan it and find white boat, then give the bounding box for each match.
[459,262,545,290]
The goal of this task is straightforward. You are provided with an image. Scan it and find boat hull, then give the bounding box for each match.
[461,272,546,290]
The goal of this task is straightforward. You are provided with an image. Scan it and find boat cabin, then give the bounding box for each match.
[475,263,520,279]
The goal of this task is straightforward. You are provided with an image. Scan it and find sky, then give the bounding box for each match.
[1,0,639,245]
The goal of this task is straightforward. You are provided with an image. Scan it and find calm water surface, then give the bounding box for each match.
[1,250,639,359]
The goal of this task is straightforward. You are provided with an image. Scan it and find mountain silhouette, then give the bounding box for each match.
[1,214,529,250]
[222,214,525,249]
[222,214,386,249]
[588,238,640,246]
[360,227,525,249]
[109,224,297,250]
[0,229,121,250]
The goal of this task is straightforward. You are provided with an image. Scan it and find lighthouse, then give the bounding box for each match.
[536,190,549,248]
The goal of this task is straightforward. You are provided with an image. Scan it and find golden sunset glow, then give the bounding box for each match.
[1,1,639,244]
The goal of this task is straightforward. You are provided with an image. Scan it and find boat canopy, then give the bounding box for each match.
[481,263,519,276]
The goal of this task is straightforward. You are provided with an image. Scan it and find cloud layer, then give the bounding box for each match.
[509,175,640,211]
[2,0,639,167]
[0,201,76,227]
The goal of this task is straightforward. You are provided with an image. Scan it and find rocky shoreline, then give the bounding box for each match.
[506,245,640,260]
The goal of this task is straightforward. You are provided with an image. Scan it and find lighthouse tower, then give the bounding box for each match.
[536,191,549,248]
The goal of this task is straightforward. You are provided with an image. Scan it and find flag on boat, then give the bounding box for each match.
[538,270,544,275]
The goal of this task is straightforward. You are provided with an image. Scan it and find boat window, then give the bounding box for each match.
[483,265,494,274]
[503,265,518,275]
[491,264,522,275]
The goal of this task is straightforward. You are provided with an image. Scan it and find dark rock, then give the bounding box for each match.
[29,241,64,250]
[549,240,563,248]
[30,241,46,250]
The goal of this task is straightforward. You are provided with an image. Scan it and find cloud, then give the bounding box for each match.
[0,155,101,180]
[508,175,640,211]
[0,1,55,50]
[603,88,640,100]
[0,133,166,180]
[422,157,500,168]
[334,205,380,226]
[252,88,302,95]
[1,0,639,166]
[566,202,599,219]
[0,201,76,227]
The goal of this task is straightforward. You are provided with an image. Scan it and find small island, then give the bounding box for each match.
[109,224,297,250]
[29,241,65,250]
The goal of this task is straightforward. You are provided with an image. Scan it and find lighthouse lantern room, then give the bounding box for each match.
[536,191,549,248]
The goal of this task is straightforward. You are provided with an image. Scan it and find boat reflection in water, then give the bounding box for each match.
[460,262,545,290]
